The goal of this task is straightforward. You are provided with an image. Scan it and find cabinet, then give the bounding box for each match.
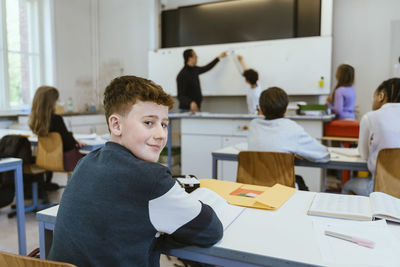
[181,119,249,179]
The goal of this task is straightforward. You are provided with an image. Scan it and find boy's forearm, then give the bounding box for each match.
[169,203,223,247]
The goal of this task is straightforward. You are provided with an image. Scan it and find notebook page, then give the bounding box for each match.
[313,219,400,267]
[370,192,400,223]
[190,187,246,230]
[308,193,372,220]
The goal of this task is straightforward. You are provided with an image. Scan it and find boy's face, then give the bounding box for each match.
[109,100,169,162]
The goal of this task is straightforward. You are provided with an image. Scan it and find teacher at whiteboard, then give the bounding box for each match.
[177,49,227,112]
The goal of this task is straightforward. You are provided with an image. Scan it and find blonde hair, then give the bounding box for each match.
[29,86,59,136]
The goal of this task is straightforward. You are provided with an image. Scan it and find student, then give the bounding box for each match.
[48,76,223,267]
[342,78,400,196]
[177,49,227,112]
[29,86,84,172]
[248,87,330,163]
[326,64,356,119]
[237,55,262,114]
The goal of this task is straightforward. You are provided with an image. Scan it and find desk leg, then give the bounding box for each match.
[167,122,172,169]
[321,168,327,192]
[14,164,27,255]
[212,156,218,179]
[38,222,53,259]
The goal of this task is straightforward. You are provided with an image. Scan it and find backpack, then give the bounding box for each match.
[0,135,33,208]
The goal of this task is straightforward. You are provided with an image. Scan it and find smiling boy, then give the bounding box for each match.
[48,76,223,267]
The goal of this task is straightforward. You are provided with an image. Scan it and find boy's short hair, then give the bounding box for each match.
[259,87,288,120]
[243,69,258,85]
[103,75,175,125]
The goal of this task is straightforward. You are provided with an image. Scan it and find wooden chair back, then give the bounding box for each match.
[237,151,295,187]
[374,148,400,198]
[36,132,64,172]
[0,250,76,267]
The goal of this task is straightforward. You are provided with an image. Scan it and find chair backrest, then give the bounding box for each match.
[36,132,64,172]
[236,151,295,187]
[0,250,76,267]
[374,148,400,198]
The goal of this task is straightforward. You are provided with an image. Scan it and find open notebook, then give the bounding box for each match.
[308,192,400,223]
[190,187,245,230]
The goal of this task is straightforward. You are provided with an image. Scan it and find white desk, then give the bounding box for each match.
[0,157,26,255]
[212,143,368,192]
[0,129,107,153]
[36,190,400,266]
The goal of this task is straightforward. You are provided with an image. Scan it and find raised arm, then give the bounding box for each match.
[237,55,248,72]
[198,51,227,74]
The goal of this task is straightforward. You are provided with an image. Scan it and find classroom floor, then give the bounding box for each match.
[0,173,181,266]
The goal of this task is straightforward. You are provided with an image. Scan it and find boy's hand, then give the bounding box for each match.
[190,101,199,113]
[237,55,243,61]
[218,52,227,59]
[76,140,86,148]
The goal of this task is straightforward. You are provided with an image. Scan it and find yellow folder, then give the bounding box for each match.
[200,179,296,210]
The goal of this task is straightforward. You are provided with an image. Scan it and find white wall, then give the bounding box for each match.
[53,0,93,110]
[332,0,400,118]
[52,0,153,112]
[51,0,400,116]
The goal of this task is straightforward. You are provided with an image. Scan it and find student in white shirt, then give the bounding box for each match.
[237,55,261,114]
[343,78,400,196]
[248,87,330,162]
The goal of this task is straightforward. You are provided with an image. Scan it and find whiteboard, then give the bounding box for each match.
[148,36,332,96]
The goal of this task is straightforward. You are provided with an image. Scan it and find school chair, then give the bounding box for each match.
[0,135,53,218]
[236,151,295,187]
[373,148,400,198]
[0,250,76,267]
[36,132,72,181]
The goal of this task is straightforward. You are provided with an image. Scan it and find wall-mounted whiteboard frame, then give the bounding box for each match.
[148,36,332,96]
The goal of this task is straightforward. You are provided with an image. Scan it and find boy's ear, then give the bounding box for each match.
[109,114,122,136]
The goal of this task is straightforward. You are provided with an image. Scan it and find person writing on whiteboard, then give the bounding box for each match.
[177,49,227,112]
[237,55,262,114]
[325,64,356,119]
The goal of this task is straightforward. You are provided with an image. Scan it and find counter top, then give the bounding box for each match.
[169,112,334,121]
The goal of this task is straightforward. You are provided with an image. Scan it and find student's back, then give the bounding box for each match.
[248,87,329,163]
[248,118,329,162]
[343,78,400,196]
[326,64,356,119]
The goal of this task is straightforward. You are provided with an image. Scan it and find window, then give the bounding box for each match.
[0,0,41,109]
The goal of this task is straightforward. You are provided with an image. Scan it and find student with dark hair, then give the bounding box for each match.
[248,87,329,163]
[326,64,356,119]
[48,75,223,266]
[237,55,261,114]
[177,49,227,112]
[343,78,400,196]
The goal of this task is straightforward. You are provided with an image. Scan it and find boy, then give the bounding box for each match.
[237,55,261,114]
[248,87,329,162]
[48,76,223,266]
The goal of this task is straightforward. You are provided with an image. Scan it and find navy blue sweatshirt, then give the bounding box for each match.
[48,142,223,267]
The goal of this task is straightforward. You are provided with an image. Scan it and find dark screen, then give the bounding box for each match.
[162,0,321,48]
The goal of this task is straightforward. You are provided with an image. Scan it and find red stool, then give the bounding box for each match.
[323,120,360,185]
